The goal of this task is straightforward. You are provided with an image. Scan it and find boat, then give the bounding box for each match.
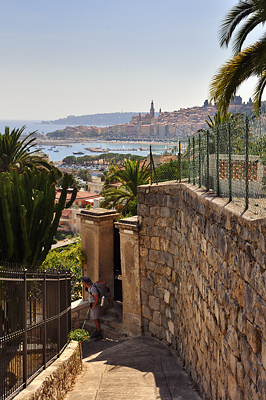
[54,150,59,152]
[73,151,84,155]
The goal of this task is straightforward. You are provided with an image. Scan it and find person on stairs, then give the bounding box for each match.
[81,276,103,341]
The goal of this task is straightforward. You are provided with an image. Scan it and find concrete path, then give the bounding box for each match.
[64,336,202,400]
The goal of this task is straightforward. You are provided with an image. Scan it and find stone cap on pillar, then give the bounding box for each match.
[78,208,120,223]
[114,215,141,233]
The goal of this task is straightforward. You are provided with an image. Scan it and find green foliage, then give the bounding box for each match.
[209,1,266,114]
[77,169,91,181]
[100,159,150,216]
[0,126,53,172]
[68,328,90,342]
[196,113,248,155]
[0,166,77,267]
[62,152,145,166]
[155,159,188,182]
[63,155,77,165]
[55,231,67,241]
[41,239,86,301]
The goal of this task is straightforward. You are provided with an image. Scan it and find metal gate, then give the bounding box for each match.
[113,226,122,301]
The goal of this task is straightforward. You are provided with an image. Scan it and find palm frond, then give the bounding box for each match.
[253,70,266,112]
[219,0,255,48]
[231,12,262,54]
[100,158,150,215]
[209,36,266,115]
[0,126,53,172]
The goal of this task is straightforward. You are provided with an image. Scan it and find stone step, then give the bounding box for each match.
[109,319,124,332]
[80,302,126,340]
[82,320,126,340]
[105,307,122,321]
[99,313,124,333]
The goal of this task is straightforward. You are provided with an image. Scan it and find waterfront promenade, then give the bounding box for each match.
[64,336,202,400]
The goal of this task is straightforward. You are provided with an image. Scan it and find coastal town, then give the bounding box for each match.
[36,98,254,144]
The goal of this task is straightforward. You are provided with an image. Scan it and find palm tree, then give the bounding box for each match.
[100,159,150,216]
[0,126,53,172]
[209,0,266,115]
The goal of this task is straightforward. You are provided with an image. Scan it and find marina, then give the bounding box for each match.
[31,141,169,162]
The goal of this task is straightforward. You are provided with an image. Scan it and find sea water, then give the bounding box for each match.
[0,119,169,162]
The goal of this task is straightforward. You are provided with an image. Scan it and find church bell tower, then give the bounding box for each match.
[150,100,155,118]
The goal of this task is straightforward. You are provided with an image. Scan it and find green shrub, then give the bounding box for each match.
[68,329,90,342]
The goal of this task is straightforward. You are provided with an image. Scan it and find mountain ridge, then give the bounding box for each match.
[42,112,142,126]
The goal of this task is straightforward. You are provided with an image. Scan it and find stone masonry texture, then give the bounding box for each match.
[14,341,82,400]
[138,182,266,400]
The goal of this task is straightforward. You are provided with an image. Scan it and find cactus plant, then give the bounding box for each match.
[0,166,77,267]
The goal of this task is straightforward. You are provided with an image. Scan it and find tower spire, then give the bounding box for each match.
[150,100,155,117]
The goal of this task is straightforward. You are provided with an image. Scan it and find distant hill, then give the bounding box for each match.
[42,112,139,126]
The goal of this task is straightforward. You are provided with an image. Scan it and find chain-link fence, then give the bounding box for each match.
[150,113,266,217]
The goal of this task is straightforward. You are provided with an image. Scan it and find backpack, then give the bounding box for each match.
[92,281,111,304]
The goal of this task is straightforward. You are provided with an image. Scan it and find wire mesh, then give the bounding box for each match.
[149,112,266,217]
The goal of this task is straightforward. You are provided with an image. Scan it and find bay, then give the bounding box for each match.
[0,119,170,162]
[0,119,94,136]
[35,141,168,162]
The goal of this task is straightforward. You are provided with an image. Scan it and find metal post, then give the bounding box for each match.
[206,130,210,191]
[68,272,71,334]
[149,145,158,185]
[199,133,201,187]
[65,271,69,345]
[216,127,220,196]
[57,271,60,356]
[23,269,27,388]
[188,138,191,183]
[245,116,249,210]
[177,141,180,182]
[179,141,181,182]
[192,136,195,185]
[43,271,47,369]
[150,145,153,185]
[228,122,232,202]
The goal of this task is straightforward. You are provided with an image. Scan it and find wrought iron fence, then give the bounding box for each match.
[150,114,266,216]
[0,263,71,400]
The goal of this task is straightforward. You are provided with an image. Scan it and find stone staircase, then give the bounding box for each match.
[81,301,127,339]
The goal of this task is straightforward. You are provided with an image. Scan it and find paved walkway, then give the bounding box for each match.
[64,336,202,400]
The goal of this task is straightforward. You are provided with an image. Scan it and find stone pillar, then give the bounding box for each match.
[79,208,120,299]
[115,216,142,336]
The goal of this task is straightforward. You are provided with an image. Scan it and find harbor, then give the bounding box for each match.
[32,140,170,162]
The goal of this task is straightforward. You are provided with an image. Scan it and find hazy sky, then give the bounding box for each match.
[0,0,262,120]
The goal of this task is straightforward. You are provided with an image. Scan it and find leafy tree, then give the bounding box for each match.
[196,112,248,155]
[155,159,188,182]
[0,166,77,267]
[41,239,86,301]
[62,153,145,166]
[209,0,266,115]
[63,155,77,165]
[0,126,52,172]
[77,169,91,181]
[100,159,150,216]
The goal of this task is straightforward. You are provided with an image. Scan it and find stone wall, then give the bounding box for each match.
[71,299,90,330]
[15,341,82,400]
[138,181,266,400]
